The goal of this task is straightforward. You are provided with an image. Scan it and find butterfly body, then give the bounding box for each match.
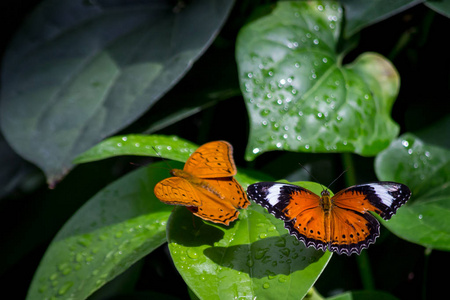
[154,141,250,225]
[247,181,411,255]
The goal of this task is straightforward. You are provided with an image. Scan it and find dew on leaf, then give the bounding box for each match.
[58,281,74,295]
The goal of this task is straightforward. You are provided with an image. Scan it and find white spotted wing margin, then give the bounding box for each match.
[336,182,411,220]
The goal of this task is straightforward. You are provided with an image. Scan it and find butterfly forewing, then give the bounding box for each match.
[247,182,320,221]
[331,182,411,220]
[183,141,237,178]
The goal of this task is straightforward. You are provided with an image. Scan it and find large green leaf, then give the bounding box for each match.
[340,0,423,37]
[375,133,450,251]
[167,178,332,300]
[0,0,234,186]
[236,1,400,160]
[26,163,174,300]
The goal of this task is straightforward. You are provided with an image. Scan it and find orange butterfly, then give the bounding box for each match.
[247,181,411,255]
[154,141,250,225]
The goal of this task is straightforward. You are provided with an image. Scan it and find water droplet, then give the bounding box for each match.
[121,136,128,142]
[247,258,254,267]
[77,235,92,247]
[280,248,290,257]
[263,282,270,289]
[255,248,268,260]
[401,140,409,147]
[253,148,260,154]
[49,273,58,281]
[58,281,74,295]
[187,248,199,259]
[418,214,423,220]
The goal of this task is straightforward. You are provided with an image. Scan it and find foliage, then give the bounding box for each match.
[1,1,450,299]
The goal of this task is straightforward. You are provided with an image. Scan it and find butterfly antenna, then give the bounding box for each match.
[152,146,173,171]
[298,163,327,192]
[327,169,348,190]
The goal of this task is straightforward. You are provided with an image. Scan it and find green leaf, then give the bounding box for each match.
[236,1,400,160]
[425,0,450,18]
[0,0,234,186]
[26,163,174,300]
[341,0,423,37]
[73,134,198,164]
[375,133,450,251]
[167,176,332,300]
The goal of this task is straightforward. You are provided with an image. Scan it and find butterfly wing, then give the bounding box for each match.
[247,182,328,251]
[331,182,411,220]
[327,181,411,255]
[154,177,201,207]
[190,178,249,225]
[183,141,237,178]
[328,207,380,255]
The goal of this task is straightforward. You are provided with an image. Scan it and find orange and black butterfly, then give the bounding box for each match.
[247,182,411,255]
[154,141,250,225]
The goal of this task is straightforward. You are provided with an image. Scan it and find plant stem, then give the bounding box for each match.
[341,152,375,290]
[422,247,432,300]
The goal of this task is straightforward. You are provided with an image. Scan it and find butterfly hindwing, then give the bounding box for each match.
[154,177,201,207]
[332,182,411,220]
[328,207,380,255]
[213,177,250,209]
[285,207,328,252]
[183,141,236,178]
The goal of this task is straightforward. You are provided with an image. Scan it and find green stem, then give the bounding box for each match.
[422,247,432,300]
[341,153,375,290]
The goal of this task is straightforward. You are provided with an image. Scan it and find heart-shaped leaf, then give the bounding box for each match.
[375,133,450,251]
[236,1,400,160]
[167,177,332,300]
[1,0,234,186]
[26,163,175,300]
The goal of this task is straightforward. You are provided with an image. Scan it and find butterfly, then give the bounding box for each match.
[247,181,411,255]
[154,141,250,225]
